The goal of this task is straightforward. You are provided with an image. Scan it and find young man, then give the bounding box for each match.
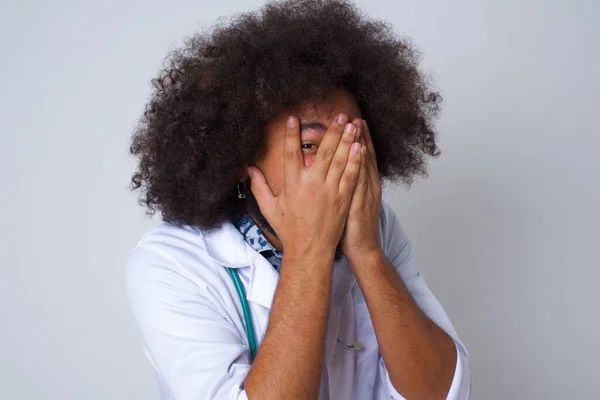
[126,1,470,399]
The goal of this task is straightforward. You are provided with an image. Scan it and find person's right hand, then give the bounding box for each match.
[247,113,363,260]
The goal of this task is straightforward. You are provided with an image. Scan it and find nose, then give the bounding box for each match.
[304,155,315,168]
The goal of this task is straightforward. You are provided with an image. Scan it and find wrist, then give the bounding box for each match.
[283,246,336,269]
[345,246,385,270]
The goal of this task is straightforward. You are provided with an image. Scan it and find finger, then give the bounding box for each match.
[338,142,363,197]
[355,145,369,194]
[361,119,380,181]
[247,166,276,215]
[353,117,362,143]
[312,113,348,179]
[325,122,357,184]
[357,122,371,175]
[361,119,376,158]
[283,115,303,182]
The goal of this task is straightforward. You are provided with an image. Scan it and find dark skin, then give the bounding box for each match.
[243,88,456,399]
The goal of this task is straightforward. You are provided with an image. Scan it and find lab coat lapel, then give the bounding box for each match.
[201,220,279,310]
[245,246,280,310]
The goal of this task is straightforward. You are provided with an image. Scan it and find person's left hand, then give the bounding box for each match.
[340,118,383,264]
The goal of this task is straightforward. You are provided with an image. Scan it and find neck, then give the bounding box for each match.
[245,206,284,253]
[259,224,284,253]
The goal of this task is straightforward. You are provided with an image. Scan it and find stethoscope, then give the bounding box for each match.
[227,267,362,364]
[227,267,258,361]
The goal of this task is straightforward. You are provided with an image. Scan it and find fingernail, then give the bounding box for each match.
[247,167,254,177]
[287,116,297,127]
[337,113,348,124]
[352,143,361,153]
[345,123,356,134]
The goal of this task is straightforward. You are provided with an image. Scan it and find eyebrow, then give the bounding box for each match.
[299,121,328,133]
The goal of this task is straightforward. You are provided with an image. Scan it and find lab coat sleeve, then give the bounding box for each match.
[125,245,250,400]
[377,200,471,400]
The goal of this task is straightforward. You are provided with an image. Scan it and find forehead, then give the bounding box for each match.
[263,88,363,144]
[296,88,362,122]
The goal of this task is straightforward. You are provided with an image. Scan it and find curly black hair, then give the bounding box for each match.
[130,0,441,230]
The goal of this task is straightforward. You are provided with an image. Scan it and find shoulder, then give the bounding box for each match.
[126,223,212,271]
[124,223,228,302]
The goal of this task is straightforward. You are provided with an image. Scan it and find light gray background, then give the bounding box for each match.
[1,0,598,399]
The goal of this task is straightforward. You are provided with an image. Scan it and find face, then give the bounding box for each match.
[244,87,363,261]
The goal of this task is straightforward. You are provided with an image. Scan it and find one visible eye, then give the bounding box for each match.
[301,143,318,150]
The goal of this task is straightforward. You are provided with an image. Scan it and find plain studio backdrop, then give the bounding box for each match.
[1,0,598,399]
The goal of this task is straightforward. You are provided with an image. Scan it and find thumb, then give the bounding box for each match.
[247,166,276,211]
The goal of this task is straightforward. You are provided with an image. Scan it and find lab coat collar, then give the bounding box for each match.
[200,221,251,268]
[200,221,279,309]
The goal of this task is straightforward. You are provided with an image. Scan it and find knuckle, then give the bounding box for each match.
[331,158,346,171]
[285,150,298,161]
[343,171,358,185]
[333,196,345,209]
[318,147,333,161]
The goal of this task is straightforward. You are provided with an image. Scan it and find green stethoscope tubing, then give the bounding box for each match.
[226,267,257,361]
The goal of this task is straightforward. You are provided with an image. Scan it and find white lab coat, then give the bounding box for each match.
[126,200,470,399]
